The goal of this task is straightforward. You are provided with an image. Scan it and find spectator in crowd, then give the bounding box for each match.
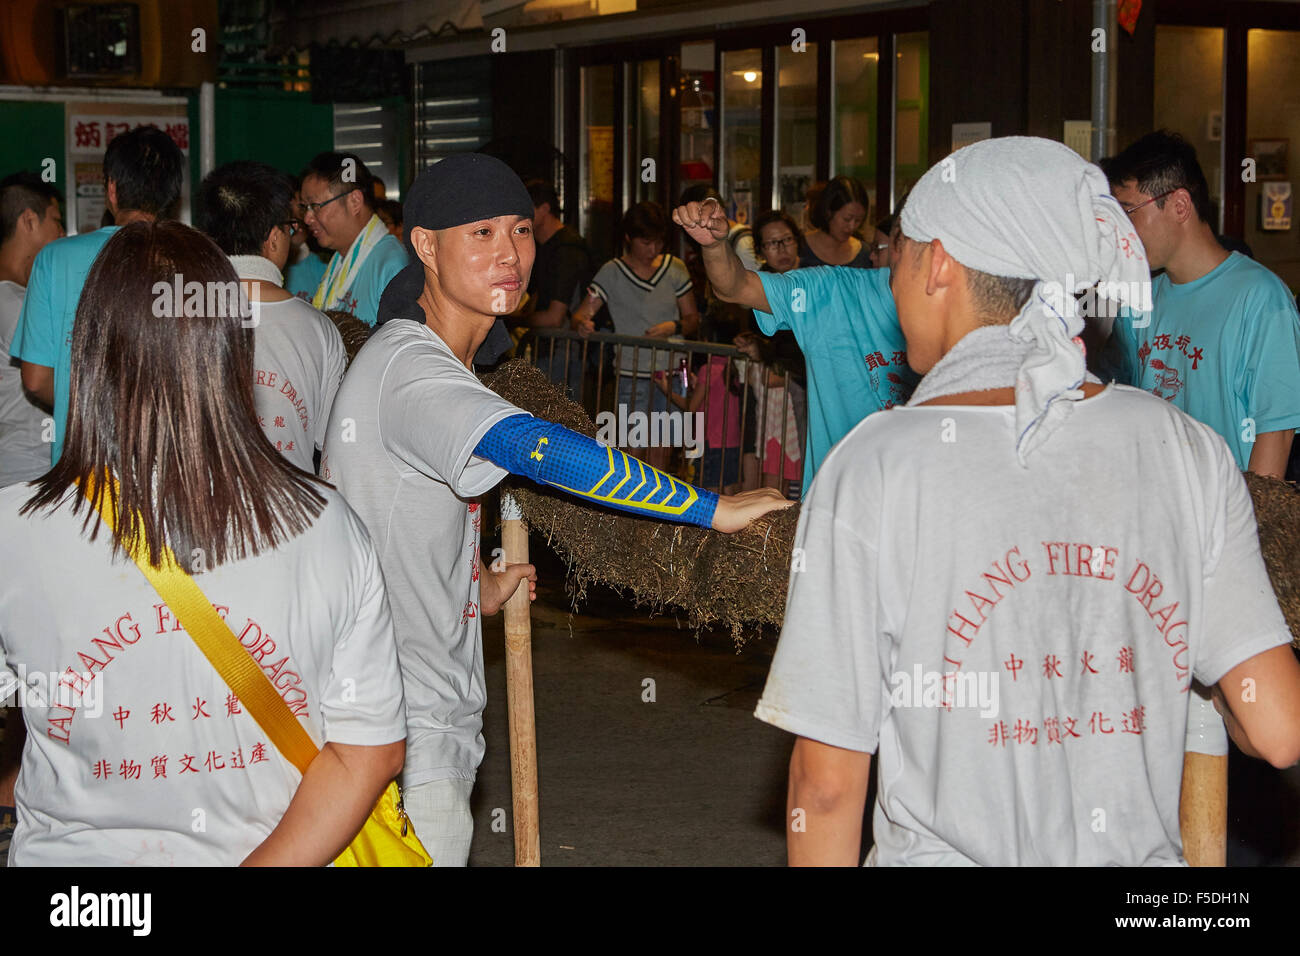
[736,331,804,498]
[197,161,348,474]
[870,214,895,270]
[571,201,699,469]
[283,175,329,300]
[656,316,746,494]
[301,151,408,326]
[11,125,183,466]
[752,208,802,275]
[758,135,1300,867]
[674,195,915,495]
[323,154,791,866]
[800,176,873,268]
[1101,131,1300,478]
[738,209,808,495]
[678,185,759,345]
[377,199,404,242]
[518,179,595,398]
[800,181,826,235]
[372,176,387,201]
[0,173,63,487]
[0,221,407,865]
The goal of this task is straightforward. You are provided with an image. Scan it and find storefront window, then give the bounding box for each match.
[1154,26,1224,230]
[893,31,929,215]
[720,48,761,225]
[632,59,660,203]
[679,41,715,202]
[580,63,616,258]
[832,36,878,222]
[775,42,817,220]
[1245,28,1300,292]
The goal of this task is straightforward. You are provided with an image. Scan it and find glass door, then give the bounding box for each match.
[775,41,818,220]
[580,63,617,259]
[1245,28,1300,293]
[719,47,762,225]
[679,41,716,200]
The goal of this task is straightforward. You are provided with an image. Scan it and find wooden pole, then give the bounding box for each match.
[1180,752,1227,867]
[501,493,540,866]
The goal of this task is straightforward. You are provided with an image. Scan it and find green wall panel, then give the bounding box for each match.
[215,88,334,177]
[0,101,68,192]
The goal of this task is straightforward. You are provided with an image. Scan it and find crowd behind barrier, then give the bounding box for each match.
[525,327,805,499]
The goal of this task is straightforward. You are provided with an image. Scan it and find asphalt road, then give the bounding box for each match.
[470,552,793,867]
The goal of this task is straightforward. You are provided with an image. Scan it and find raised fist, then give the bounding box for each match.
[671,197,729,247]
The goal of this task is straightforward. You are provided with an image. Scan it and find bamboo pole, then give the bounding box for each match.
[1180,752,1227,867]
[501,492,540,866]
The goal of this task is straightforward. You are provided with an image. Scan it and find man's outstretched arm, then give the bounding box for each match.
[672,199,771,314]
[474,414,791,532]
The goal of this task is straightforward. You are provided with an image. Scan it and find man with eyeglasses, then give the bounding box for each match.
[301,152,408,327]
[198,161,347,474]
[1101,130,1300,479]
[284,175,329,301]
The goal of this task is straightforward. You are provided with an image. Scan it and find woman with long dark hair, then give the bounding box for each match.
[0,221,406,866]
[800,175,872,268]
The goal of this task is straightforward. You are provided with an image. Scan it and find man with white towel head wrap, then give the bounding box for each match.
[755,137,1300,866]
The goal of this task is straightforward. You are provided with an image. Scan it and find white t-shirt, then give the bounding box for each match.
[756,384,1291,866]
[0,281,49,487]
[251,296,347,473]
[0,483,406,866]
[321,319,525,787]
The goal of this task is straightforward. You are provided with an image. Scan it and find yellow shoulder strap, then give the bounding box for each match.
[83,475,319,777]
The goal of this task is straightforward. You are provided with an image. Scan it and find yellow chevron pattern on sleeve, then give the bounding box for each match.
[551,445,699,516]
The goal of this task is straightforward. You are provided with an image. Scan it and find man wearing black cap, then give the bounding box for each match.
[322,153,790,865]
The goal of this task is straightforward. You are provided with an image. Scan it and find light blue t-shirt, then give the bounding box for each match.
[317,233,408,327]
[1109,252,1300,470]
[284,249,328,300]
[10,227,118,464]
[754,266,916,493]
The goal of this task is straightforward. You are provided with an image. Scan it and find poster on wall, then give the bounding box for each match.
[587,126,615,205]
[66,103,190,234]
[1249,139,1288,182]
[730,189,752,226]
[1261,182,1292,231]
[951,122,992,154]
[73,163,105,233]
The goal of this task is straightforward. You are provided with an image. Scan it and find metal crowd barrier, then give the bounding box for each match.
[523,327,804,498]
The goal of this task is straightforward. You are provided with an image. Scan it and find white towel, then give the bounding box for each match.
[901,136,1151,464]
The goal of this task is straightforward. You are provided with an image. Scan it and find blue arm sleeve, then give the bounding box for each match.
[475,415,719,529]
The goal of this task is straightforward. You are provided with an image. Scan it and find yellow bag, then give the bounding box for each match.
[87,478,432,867]
[334,781,427,867]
